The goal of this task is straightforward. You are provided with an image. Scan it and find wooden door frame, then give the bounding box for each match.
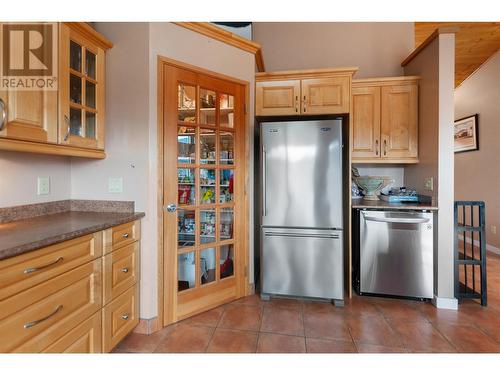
[156,55,251,329]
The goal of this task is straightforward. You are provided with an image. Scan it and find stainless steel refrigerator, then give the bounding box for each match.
[260,119,344,304]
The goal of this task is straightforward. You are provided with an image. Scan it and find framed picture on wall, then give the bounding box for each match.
[454,114,479,153]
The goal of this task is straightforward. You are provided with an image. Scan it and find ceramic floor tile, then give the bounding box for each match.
[375,299,429,322]
[348,314,403,348]
[181,306,225,328]
[231,294,268,307]
[302,300,338,314]
[267,297,303,311]
[257,333,306,353]
[154,324,214,353]
[389,320,456,353]
[218,304,262,332]
[306,337,357,353]
[341,296,382,317]
[434,322,500,353]
[303,310,351,341]
[112,328,172,353]
[206,328,258,353]
[260,307,304,336]
[355,343,408,353]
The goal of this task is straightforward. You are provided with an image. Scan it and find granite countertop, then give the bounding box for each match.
[0,211,145,261]
[351,199,438,211]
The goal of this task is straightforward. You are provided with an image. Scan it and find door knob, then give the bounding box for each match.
[165,204,177,213]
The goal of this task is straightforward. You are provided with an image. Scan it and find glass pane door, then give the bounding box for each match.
[176,83,237,295]
[66,34,100,147]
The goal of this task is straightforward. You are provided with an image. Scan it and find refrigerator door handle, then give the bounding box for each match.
[264,232,340,239]
[262,145,267,216]
[362,215,430,224]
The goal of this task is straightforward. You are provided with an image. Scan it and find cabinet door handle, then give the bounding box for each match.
[122,233,129,238]
[24,305,63,329]
[121,267,129,273]
[303,95,307,113]
[0,98,7,131]
[121,314,129,321]
[63,115,70,141]
[384,139,387,156]
[375,140,379,156]
[24,257,64,274]
[295,95,298,113]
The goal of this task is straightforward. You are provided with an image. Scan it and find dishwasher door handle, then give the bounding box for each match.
[363,216,430,224]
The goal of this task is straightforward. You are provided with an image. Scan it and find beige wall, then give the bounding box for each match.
[71,22,256,319]
[253,22,414,78]
[454,51,500,249]
[404,34,456,306]
[72,22,154,316]
[0,152,71,207]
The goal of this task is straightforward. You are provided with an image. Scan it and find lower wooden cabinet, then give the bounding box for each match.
[102,284,139,352]
[43,312,102,353]
[0,220,141,353]
[0,259,102,353]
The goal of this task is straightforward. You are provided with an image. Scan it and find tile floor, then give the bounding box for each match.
[113,253,500,353]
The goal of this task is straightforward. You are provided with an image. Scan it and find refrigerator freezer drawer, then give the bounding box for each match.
[262,228,344,300]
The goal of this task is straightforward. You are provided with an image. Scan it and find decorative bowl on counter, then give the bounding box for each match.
[353,176,395,201]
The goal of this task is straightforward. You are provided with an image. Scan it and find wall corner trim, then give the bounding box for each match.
[401,26,460,67]
[432,296,459,310]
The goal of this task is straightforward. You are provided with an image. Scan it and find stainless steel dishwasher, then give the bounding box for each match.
[359,210,434,299]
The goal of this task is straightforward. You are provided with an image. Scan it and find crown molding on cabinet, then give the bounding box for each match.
[64,22,113,50]
[172,22,265,72]
[256,66,359,81]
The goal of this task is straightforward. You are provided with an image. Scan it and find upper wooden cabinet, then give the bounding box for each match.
[255,80,300,116]
[59,23,107,150]
[0,22,112,158]
[256,67,358,116]
[351,76,419,164]
[0,90,58,144]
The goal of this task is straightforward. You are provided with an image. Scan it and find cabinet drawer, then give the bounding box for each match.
[42,311,102,353]
[0,232,102,301]
[103,241,140,305]
[0,259,102,353]
[103,220,141,254]
[102,284,139,352]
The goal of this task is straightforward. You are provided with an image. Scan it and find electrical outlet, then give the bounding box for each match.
[492,225,497,235]
[37,177,50,195]
[108,177,123,193]
[424,177,434,191]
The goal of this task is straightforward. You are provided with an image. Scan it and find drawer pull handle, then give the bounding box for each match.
[121,267,129,273]
[24,257,64,274]
[0,98,7,131]
[122,233,130,238]
[24,304,63,329]
[121,314,129,320]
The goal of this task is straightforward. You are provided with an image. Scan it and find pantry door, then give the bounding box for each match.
[162,61,248,325]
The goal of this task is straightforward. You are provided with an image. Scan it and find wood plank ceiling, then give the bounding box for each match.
[415,22,500,87]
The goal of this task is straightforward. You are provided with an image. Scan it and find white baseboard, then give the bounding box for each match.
[464,236,500,255]
[432,296,458,310]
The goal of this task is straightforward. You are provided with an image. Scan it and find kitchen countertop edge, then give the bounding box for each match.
[0,211,145,261]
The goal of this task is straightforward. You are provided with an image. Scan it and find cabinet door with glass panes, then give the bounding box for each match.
[167,66,245,322]
[58,24,106,149]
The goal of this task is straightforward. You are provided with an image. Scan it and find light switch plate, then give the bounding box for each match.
[108,177,123,193]
[37,177,50,195]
